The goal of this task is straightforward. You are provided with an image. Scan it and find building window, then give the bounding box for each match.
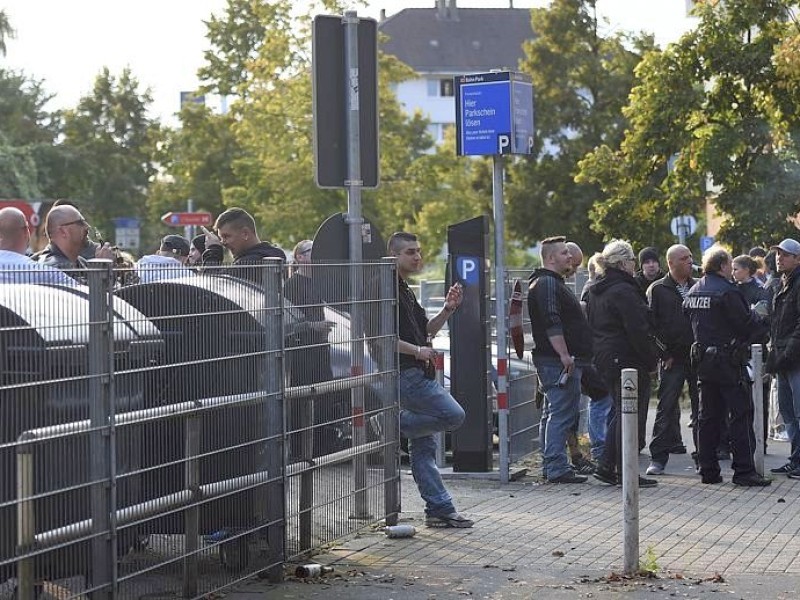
[427,79,439,97]
[440,79,454,97]
[427,78,454,97]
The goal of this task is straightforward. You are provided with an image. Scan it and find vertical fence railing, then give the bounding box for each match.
[1,259,398,598]
[87,259,115,600]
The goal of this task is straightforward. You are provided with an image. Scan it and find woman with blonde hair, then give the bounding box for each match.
[586,240,659,487]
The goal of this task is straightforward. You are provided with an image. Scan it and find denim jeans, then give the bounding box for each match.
[535,360,582,480]
[650,361,698,465]
[777,367,800,466]
[399,367,465,517]
[588,394,612,460]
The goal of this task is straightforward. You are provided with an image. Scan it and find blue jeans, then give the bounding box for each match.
[777,367,800,466]
[399,368,465,517]
[536,360,582,480]
[588,394,612,460]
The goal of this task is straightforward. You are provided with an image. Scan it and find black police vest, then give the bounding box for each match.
[684,277,739,347]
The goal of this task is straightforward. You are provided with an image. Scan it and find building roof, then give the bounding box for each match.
[379,7,534,74]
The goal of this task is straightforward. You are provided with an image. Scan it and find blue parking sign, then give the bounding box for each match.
[700,236,714,252]
[455,256,480,286]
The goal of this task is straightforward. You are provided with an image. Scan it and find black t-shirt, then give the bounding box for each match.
[398,277,429,371]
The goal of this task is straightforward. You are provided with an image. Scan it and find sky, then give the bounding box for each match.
[1,1,696,125]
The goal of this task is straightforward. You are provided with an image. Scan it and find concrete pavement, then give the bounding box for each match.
[227,417,800,599]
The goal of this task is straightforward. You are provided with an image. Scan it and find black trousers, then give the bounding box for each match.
[650,362,699,464]
[600,368,651,474]
[697,379,756,478]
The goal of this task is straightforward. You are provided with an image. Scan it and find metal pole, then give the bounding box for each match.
[752,344,765,476]
[182,414,200,598]
[621,368,639,576]
[380,257,400,526]
[88,259,114,600]
[185,198,195,241]
[493,155,509,484]
[16,447,35,600]
[344,9,369,519]
[262,258,285,582]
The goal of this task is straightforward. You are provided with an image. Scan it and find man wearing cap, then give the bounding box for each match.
[766,238,800,478]
[634,247,665,296]
[684,245,770,486]
[134,235,194,283]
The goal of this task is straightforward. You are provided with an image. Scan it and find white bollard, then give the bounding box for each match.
[621,368,639,576]
[752,344,764,477]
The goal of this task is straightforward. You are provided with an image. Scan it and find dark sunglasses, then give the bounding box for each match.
[60,218,88,228]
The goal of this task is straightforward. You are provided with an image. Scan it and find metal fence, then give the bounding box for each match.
[0,259,399,599]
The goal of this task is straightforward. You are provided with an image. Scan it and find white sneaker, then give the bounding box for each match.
[646,462,665,475]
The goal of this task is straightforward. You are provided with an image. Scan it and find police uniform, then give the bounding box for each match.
[684,271,769,485]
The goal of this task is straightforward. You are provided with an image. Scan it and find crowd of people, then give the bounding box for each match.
[529,235,800,489]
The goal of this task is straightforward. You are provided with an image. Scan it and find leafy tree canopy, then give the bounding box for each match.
[578,0,800,252]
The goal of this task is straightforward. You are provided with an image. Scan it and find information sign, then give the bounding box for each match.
[454,71,534,156]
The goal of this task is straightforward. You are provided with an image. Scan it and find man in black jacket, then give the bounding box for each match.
[528,236,594,483]
[767,238,800,478]
[685,246,770,486]
[201,207,285,284]
[646,244,698,476]
[634,246,665,295]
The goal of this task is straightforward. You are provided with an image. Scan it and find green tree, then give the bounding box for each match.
[578,0,800,251]
[60,67,162,241]
[0,10,15,57]
[0,68,67,199]
[507,0,655,252]
[165,0,433,249]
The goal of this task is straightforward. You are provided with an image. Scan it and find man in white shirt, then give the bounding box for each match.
[0,207,77,286]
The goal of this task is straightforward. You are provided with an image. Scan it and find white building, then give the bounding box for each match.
[379,0,534,144]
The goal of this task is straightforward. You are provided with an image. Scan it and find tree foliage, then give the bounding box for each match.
[158,0,449,251]
[507,0,655,253]
[60,67,162,241]
[578,0,800,252]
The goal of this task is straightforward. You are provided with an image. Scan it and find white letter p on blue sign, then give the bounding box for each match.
[456,256,479,285]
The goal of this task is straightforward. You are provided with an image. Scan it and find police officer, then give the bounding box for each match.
[684,245,770,486]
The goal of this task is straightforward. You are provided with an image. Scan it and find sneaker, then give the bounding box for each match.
[770,463,794,474]
[572,456,596,474]
[549,472,588,484]
[669,444,688,455]
[425,512,474,528]
[786,467,800,479]
[646,462,665,476]
[702,473,723,484]
[593,467,619,486]
[732,473,772,487]
[638,475,658,488]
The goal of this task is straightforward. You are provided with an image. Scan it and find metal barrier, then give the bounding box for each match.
[0,259,399,599]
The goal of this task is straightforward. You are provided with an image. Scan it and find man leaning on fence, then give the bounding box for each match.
[389,231,473,528]
[527,236,594,484]
[684,245,770,486]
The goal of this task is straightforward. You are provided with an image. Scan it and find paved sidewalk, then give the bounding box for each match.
[228,420,800,599]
